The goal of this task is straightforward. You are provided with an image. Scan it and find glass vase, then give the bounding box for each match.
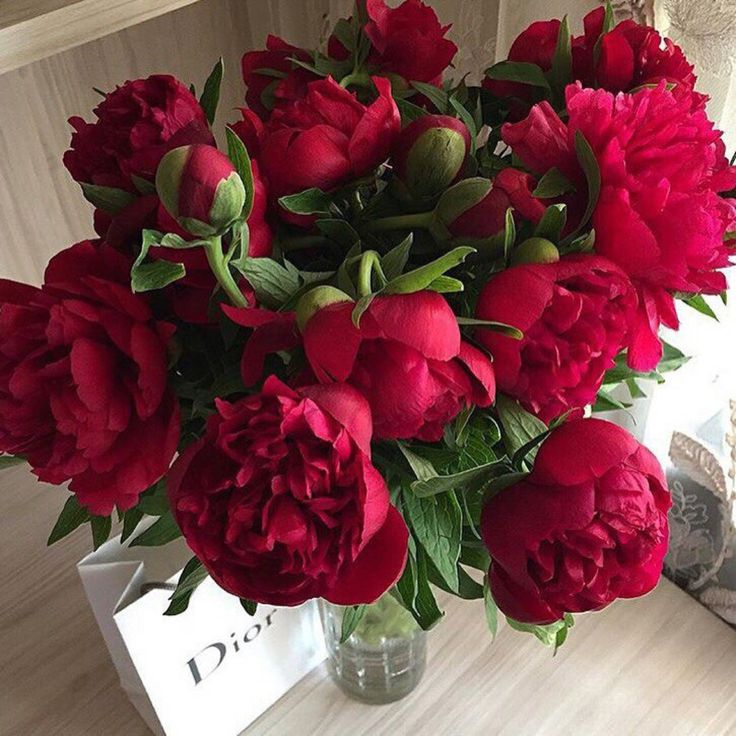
[318,593,427,704]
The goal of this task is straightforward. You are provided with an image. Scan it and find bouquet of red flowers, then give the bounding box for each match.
[2,1,734,646]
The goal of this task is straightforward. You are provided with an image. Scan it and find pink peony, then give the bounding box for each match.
[502,83,736,370]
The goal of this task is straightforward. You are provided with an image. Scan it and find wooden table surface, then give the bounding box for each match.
[2,463,736,736]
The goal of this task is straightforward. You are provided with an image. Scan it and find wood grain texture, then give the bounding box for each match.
[0,0,206,74]
[2,461,735,736]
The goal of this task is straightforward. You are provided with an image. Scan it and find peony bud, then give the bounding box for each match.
[510,237,560,265]
[296,286,353,332]
[435,178,508,240]
[393,115,471,199]
[156,144,245,237]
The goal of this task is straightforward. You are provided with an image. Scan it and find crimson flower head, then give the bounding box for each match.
[0,242,179,515]
[168,377,409,606]
[502,83,736,370]
[63,75,213,192]
[241,36,317,119]
[482,19,561,117]
[259,76,400,210]
[572,7,702,106]
[362,0,457,84]
[482,418,671,624]
[302,291,495,441]
[476,255,636,423]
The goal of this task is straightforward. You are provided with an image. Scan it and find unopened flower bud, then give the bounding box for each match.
[296,286,353,333]
[511,237,560,265]
[435,178,507,239]
[393,115,471,199]
[156,144,245,237]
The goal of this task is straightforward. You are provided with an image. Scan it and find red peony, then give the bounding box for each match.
[64,75,213,192]
[0,242,179,515]
[502,83,736,370]
[259,76,400,208]
[572,7,703,106]
[241,35,317,119]
[362,0,457,85]
[482,20,560,117]
[476,255,636,423]
[168,376,409,606]
[301,291,495,441]
[481,417,671,624]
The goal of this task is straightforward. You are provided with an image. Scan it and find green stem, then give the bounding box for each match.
[357,250,387,297]
[340,71,371,89]
[204,236,247,308]
[363,211,435,233]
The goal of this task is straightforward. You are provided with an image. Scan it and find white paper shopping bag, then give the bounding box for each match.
[78,533,326,736]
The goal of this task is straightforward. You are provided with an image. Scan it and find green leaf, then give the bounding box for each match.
[457,317,523,340]
[396,97,427,124]
[278,187,332,216]
[384,246,475,295]
[534,204,567,241]
[131,230,186,293]
[594,1,616,64]
[413,546,444,630]
[593,390,632,413]
[659,340,689,373]
[397,443,437,482]
[340,605,367,643]
[120,507,144,544]
[532,168,575,199]
[496,394,547,460]
[483,575,498,639]
[427,275,464,293]
[48,495,90,545]
[485,61,551,90]
[484,471,529,497]
[225,127,255,220]
[131,175,156,195]
[571,130,601,233]
[164,556,208,615]
[80,183,136,214]
[503,207,515,262]
[511,428,553,470]
[549,16,572,95]
[131,259,186,293]
[507,616,569,647]
[129,512,181,547]
[240,599,258,616]
[448,96,478,153]
[351,293,375,328]
[200,57,224,125]
[381,234,413,280]
[411,81,449,112]
[315,218,359,248]
[411,461,506,498]
[235,257,300,309]
[0,455,24,469]
[459,543,491,572]
[403,488,462,591]
[90,515,112,550]
[682,293,718,320]
[626,378,647,400]
[427,558,483,599]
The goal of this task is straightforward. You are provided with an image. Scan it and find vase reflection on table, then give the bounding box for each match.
[319,594,427,704]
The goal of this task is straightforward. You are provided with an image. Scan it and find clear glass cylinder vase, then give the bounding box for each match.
[319,593,427,704]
